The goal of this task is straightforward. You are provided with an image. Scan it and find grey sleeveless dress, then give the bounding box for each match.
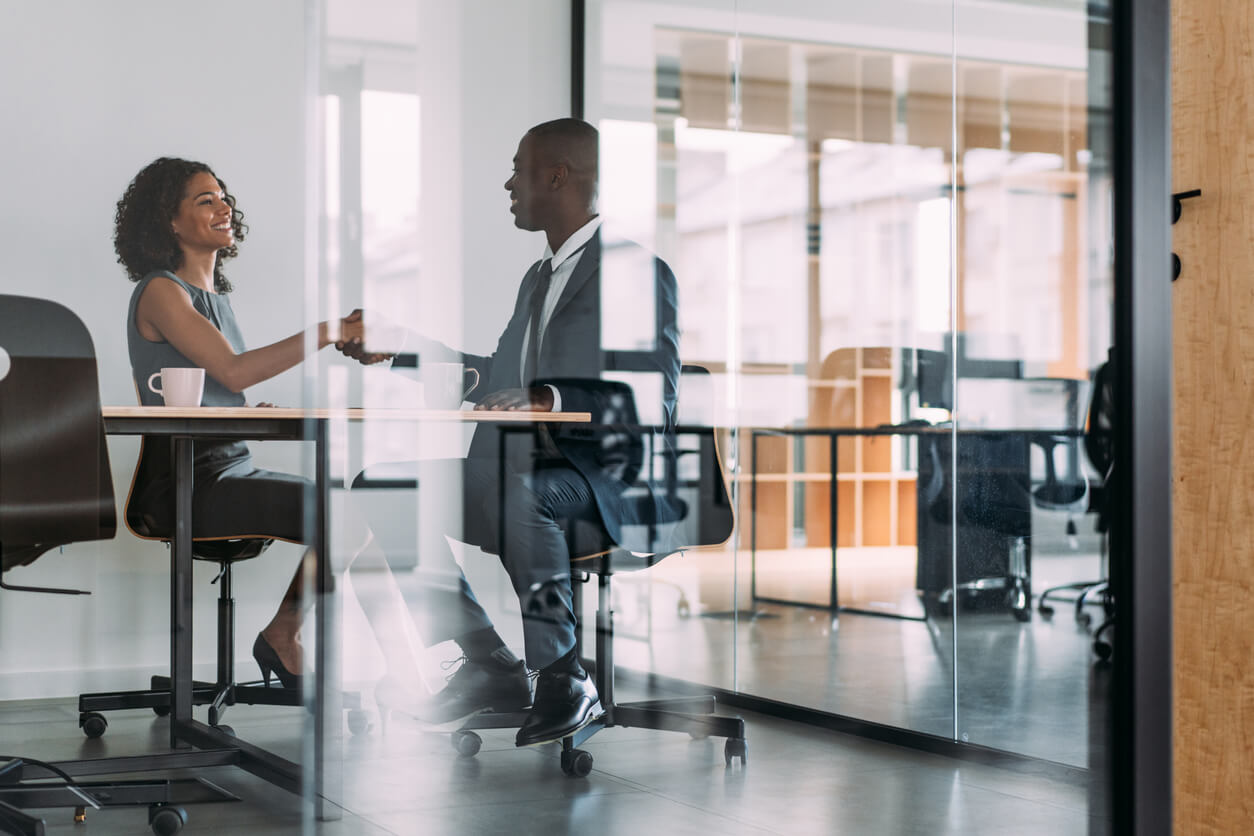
[126,271,307,542]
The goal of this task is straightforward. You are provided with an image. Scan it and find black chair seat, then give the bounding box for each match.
[1034,482,1088,508]
[190,538,273,562]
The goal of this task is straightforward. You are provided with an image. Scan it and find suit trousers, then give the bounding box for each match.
[354,454,606,670]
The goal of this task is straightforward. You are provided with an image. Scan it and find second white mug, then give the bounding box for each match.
[148,367,205,407]
[422,363,479,410]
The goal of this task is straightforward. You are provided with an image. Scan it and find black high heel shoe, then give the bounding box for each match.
[253,633,302,689]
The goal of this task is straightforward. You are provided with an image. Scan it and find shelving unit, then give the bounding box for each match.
[741,347,918,554]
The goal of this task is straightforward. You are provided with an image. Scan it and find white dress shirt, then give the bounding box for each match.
[520,215,602,411]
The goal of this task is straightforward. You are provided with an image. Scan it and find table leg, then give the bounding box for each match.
[830,437,839,611]
[313,419,342,821]
[171,436,194,749]
[749,431,758,602]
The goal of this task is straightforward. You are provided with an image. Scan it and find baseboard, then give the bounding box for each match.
[0,663,250,702]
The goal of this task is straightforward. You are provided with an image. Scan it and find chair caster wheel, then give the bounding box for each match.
[347,710,370,736]
[689,729,710,741]
[152,704,171,718]
[1094,639,1113,661]
[1006,585,1030,621]
[1037,603,1054,617]
[725,737,747,766]
[80,712,107,739]
[148,804,187,835]
[1078,612,1092,629]
[451,730,482,757]
[677,598,691,618]
[560,748,593,777]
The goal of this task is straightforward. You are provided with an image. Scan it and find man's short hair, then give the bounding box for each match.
[527,118,598,180]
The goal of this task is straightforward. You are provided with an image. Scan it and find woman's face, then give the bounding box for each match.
[170,171,234,254]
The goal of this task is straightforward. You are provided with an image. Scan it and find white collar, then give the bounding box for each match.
[544,216,602,270]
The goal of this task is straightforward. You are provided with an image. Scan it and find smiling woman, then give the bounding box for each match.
[114,157,247,294]
[108,156,406,690]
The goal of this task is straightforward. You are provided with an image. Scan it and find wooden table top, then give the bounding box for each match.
[101,406,591,423]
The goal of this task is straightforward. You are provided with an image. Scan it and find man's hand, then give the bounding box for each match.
[473,387,554,412]
[335,309,394,365]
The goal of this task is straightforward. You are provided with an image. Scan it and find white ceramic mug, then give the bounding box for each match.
[148,367,205,407]
[422,363,479,409]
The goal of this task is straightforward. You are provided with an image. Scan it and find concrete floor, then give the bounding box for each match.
[0,690,1105,835]
[0,510,1112,834]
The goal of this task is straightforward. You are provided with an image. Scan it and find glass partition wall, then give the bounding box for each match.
[0,0,1146,832]
[309,0,1115,829]
[581,0,1112,777]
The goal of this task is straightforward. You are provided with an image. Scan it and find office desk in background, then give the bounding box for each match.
[101,406,590,818]
[749,426,1084,623]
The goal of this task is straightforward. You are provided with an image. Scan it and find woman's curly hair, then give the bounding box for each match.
[114,157,247,293]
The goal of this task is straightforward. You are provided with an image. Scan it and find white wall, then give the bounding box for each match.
[0,0,572,698]
[416,0,570,353]
[0,0,312,697]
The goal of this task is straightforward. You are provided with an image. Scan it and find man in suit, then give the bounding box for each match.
[346,118,680,747]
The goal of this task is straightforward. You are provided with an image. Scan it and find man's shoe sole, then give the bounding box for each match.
[514,701,605,747]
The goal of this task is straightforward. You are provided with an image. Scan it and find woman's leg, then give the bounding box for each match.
[227,469,425,684]
[344,528,425,687]
[258,551,312,675]
[253,516,426,684]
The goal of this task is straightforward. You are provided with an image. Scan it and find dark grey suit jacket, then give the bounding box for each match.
[451,232,682,554]
[380,231,680,554]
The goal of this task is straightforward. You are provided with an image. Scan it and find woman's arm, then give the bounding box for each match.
[136,277,361,393]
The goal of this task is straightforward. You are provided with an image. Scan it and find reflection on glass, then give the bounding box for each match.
[610,16,965,739]
[310,0,1111,829]
[592,0,1113,795]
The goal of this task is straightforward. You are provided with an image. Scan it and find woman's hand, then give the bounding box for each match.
[339,311,365,344]
[335,309,394,365]
[317,313,363,350]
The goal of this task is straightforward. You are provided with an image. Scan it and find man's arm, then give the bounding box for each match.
[539,255,681,430]
[335,308,492,377]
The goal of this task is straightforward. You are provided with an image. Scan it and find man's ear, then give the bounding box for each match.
[550,163,568,189]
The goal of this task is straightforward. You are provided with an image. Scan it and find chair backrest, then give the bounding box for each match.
[0,295,116,572]
[569,364,734,563]
[1084,351,1115,532]
[672,364,734,549]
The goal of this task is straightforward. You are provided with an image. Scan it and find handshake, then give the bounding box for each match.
[331,309,398,366]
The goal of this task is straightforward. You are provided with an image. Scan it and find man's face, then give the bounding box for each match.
[504,133,554,232]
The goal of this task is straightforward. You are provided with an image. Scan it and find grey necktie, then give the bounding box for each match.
[523,257,553,385]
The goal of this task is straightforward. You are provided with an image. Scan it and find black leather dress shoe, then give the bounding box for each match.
[417,651,532,730]
[515,668,603,747]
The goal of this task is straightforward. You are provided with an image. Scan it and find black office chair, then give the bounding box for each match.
[1084,358,1116,659]
[917,430,1035,621]
[1035,366,1116,637]
[452,365,747,776]
[0,294,202,836]
[76,442,367,738]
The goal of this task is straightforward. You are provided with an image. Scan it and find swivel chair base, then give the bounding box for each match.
[78,675,367,739]
[451,555,747,776]
[1037,579,1111,627]
[0,755,240,836]
[76,559,367,739]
